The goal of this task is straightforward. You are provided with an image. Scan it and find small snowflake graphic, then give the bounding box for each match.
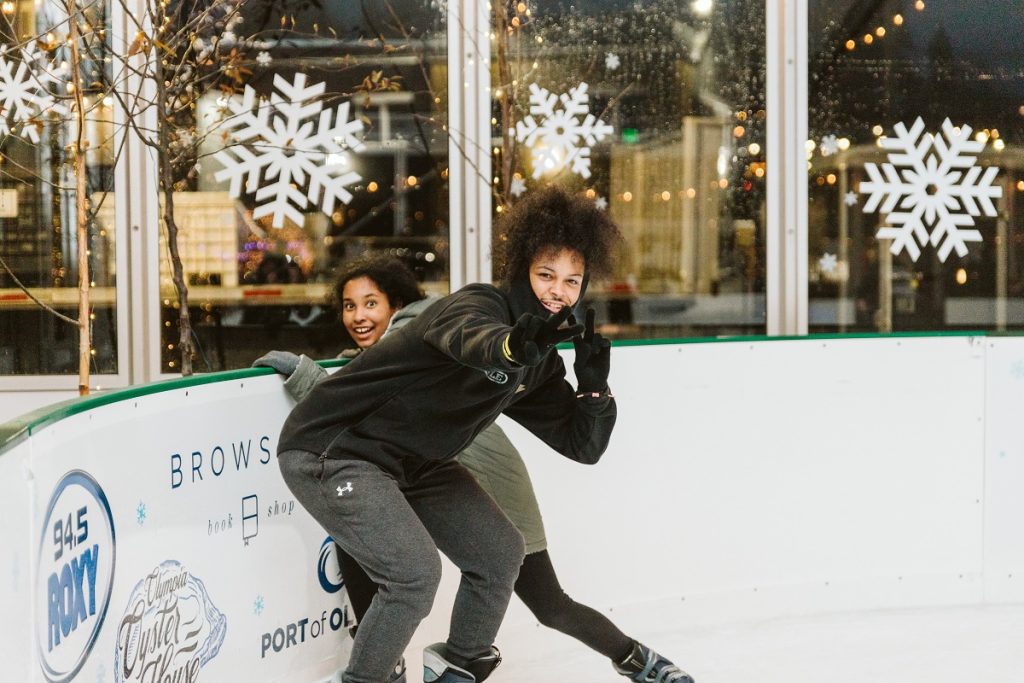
[254,595,265,615]
[514,82,613,180]
[819,134,839,157]
[256,51,272,67]
[136,502,147,526]
[1010,360,1024,380]
[819,252,838,273]
[214,73,366,228]
[509,176,527,197]
[844,191,859,206]
[862,118,1002,262]
[0,43,67,143]
[594,195,608,210]
[605,53,621,70]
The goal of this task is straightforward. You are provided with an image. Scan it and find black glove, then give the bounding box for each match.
[573,308,611,393]
[252,350,301,376]
[503,307,584,367]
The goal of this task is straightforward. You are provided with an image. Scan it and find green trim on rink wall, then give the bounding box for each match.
[0,330,1000,457]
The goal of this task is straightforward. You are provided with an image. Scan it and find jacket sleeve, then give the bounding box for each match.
[282,354,328,402]
[422,287,518,372]
[501,355,617,465]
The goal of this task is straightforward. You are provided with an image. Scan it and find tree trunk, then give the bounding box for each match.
[68,1,91,395]
[492,1,518,208]
[154,64,194,375]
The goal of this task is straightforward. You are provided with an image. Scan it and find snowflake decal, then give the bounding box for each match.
[514,82,613,180]
[819,252,837,273]
[605,53,620,70]
[844,191,858,206]
[820,134,839,156]
[0,43,67,143]
[594,195,608,210]
[509,176,527,197]
[862,118,1002,262]
[253,595,265,615]
[136,501,147,526]
[214,73,365,228]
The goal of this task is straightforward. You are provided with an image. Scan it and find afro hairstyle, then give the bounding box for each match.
[493,185,622,282]
[332,254,425,310]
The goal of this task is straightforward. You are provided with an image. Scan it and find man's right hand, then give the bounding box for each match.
[502,307,584,366]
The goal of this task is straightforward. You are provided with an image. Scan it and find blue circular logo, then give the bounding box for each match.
[35,470,116,683]
[317,537,345,594]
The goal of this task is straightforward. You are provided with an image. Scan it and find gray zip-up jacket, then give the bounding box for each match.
[277,283,616,483]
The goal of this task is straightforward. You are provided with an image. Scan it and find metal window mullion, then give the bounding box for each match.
[766,0,808,336]
[447,1,466,290]
[448,1,492,290]
[122,0,162,384]
[472,0,493,284]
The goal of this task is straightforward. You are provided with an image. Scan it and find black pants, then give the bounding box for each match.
[341,546,634,661]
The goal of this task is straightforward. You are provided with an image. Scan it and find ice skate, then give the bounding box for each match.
[613,641,694,683]
[423,642,501,683]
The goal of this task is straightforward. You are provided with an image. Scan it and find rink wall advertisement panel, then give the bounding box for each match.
[3,335,1024,680]
[0,372,351,683]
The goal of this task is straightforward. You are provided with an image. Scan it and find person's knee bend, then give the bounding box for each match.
[390,553,443,618]
[494,525,526,578]
[529,592,577,631]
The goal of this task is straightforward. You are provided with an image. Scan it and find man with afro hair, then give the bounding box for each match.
[276,186,681,683]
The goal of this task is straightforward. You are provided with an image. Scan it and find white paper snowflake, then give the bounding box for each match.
[0,43,66,143]
[256,51,272,67]
[862,118,1002,262]
[514,82,613,180]
[509,176,527,197]
[820,134,839,156]
[605,53,620,70]
[594,195,608,210]
[213,73,365,228]
[844,191,858,206]
[819,252,837,273]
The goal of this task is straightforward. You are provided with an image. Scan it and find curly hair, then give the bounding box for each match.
[332,254,425,309]
[493,186,622,281]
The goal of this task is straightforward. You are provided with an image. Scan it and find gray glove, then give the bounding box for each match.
[252,350,301,376]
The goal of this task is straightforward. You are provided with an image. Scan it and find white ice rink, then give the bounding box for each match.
[493,603,1024,682]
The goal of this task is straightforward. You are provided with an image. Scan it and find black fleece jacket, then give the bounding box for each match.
[277,282,617,483]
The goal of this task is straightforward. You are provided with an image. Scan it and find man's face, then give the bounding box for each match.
[528,247,586,314]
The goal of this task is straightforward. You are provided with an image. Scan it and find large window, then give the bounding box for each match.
[0,0,118,376]
[809,1,1020,332]
[489,0,767,339]
[161,1,449,372]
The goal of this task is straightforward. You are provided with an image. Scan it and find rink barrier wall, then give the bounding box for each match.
[0,360,352,683]
[2,334,1024,681]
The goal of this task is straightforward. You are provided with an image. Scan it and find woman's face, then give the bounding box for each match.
[528,247,585,314]
[341,276,398,348]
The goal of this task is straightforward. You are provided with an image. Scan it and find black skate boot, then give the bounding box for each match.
[614,641,694,683]
[423,642,501,683]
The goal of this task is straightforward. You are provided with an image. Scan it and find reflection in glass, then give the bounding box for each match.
[809,1,1021,332]
[0,0,117,375]
[491,0,767,339]
[161,2,448,371]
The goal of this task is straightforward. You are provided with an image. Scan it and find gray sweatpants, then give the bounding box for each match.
[278,450,526,683]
